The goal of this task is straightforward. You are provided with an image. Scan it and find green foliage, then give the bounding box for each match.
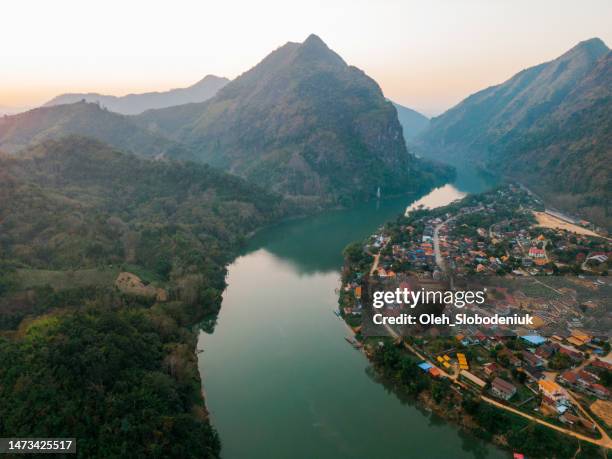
[0,305,220,458]
[549,352,572,370]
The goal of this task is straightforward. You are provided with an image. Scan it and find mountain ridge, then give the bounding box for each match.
[0,101,193,159]
[417,37,611,228]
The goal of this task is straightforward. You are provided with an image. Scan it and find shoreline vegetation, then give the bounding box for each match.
[338,184,611,458]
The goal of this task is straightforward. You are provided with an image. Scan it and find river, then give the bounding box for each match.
[197,164,508,458]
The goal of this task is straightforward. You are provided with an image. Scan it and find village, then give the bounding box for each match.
[338,184,612,449]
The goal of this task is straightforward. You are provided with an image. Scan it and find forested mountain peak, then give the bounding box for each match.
[136,35,450,204]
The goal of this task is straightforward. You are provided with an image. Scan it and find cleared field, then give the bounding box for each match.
[533,211,605,238]
[17,268,119,290]
[591,400,612,427]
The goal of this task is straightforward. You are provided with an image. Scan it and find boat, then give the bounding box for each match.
[344,337,363,349]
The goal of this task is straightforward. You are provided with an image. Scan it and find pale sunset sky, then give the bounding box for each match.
[2,0,611,116]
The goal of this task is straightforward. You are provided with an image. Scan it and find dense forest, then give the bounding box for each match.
[0,136,293,457]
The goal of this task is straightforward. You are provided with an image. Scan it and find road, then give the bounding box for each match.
[481,395,612,449]
[369,253,380,276]
[432,219,448,271]
[382,322,611,450]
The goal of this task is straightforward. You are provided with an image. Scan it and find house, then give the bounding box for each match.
[591,359,612,372]
[569,330,592,346]
[576,370,598,387]
[460,370,487,390]
[560,371,578,386]
[491,377,517,400]
[558,346,583,362]
[538,380,568,404]
[475,330,487,343]
[590,384,610,400]
[522,350,542,367]
[528,247,546,259]
[536,344,556,360]
[567,337,585,347]
[483,362,500,377]
[521,335,547,346]
[522,365,543,382]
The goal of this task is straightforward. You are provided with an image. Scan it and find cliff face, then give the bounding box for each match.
[137,35,445,204]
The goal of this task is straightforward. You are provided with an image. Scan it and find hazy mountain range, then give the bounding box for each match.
[44,75,229,115]
[417,38,611,227]
[0,35,609,223]
[0,101,193,158]
[0,34,445,207]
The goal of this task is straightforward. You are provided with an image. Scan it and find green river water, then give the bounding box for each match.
[197,165,510,458]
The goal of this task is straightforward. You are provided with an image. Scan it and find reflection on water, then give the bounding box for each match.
[198,168,506,458]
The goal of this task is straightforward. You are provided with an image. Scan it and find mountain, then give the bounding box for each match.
[44,75,229,115]
[137,34,450,205]
[392,102,429,142]
[417,38,611,228]
[0,101,192,158]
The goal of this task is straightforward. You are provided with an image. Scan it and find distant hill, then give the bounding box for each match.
[392,102,429,142]
[0,101,192,158]
[44,75,229,115]
[417,38,611,228]
[137,34,450,204]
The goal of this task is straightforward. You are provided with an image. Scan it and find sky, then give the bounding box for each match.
[2,0,611,116]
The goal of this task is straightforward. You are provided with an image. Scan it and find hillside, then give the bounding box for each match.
[44,75,229,115]
[392,102,429,142]
[417,38,611,228]
[137,35,450,205]
[0,136,289,457]
[0,101,192,158]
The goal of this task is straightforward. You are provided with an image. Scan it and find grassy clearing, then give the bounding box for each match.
[16,267,120,290]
